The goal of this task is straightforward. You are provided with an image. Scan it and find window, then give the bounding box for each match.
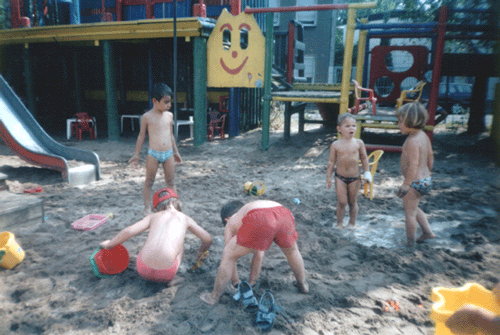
[304,55,315,83]
[295,0,317,27]
[269,0,280,27]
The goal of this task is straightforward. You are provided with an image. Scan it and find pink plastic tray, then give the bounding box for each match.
[71,214,109,231]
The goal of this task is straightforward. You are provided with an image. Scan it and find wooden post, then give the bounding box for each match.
[73,49,83,114]
[103,41,120,140]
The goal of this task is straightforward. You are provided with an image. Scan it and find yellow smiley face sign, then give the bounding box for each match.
[207,8,265,88]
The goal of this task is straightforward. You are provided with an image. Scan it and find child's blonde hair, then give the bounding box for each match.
[156,197,182,212]
[153,188,182,212]
[396,102,428,129]
[337,112,356,126]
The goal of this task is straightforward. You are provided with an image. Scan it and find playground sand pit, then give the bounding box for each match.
[0,125,499,335]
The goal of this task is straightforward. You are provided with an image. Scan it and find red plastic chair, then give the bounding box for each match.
[219,95,229,114]
[349,80,377,115]
[207,109,226,141]
[72,112,96,140]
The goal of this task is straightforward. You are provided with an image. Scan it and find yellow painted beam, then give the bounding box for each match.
[292,83,348,91]
[0,18,204,45]
[348,2,377,9]
[272,96,341,103]
[360,123,434,131]
[355,18,368,84]
[339,7,356,115]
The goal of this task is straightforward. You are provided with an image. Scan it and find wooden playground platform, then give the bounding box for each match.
[0,174,44,231]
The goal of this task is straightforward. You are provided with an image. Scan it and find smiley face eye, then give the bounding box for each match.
[240,28,248,50]
[223,29,231,50]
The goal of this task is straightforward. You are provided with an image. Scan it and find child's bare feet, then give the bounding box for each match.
[200,291,218,305]
[416,232,435,243]
[225,283,238,295]
[167,276,185,287]
[335,224,343,229]
[294,280,309,294]
[346,223,356,229]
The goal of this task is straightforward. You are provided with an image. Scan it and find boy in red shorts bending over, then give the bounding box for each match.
[200,200,309,305]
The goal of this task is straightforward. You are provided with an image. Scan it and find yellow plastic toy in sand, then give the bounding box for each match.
[190,251,209,271]
[0,232,25,269]
[359,150,384,200]
[243,181,265,196]
[431,283,500,335]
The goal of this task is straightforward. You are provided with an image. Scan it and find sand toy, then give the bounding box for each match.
[0,232,25,269]
[89,244,129,278]
[431,283,500,335]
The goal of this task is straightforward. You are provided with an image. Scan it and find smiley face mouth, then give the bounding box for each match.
[220,56,249,75]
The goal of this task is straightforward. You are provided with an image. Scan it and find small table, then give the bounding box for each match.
[66,118,97,140]
[120,115,142,133]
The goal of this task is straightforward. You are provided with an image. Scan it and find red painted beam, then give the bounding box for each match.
[244,4,349,14]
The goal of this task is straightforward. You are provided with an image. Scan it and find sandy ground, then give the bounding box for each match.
[0,119,499,335]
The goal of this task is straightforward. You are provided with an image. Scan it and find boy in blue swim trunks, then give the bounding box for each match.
[396,102,436,247]
[129,83,182,215]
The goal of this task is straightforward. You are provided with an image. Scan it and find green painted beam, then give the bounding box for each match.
[103,41,120,141]
[193,37,207,146]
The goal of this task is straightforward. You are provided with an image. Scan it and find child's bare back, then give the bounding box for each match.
[400,130,433,181]
[140,209,189,269]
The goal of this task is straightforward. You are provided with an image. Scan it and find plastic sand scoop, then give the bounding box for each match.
[89,244,129,278]
[431,283,500,335]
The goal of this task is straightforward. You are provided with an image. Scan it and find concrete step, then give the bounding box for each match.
[68,164,96,187]
[0,172,7,191]
[0,191,44,232]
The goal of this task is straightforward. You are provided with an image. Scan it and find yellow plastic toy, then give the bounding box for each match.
[396,81,427,110]
[431,283,500,335]
[359,150,384,200]
[243,181,265,196]
[0,231,25,269]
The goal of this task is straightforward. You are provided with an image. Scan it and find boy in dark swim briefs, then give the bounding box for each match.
[200,200,309,305]
[326,113,371,229]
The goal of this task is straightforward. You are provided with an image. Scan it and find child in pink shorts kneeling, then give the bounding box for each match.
[100,188,212,286]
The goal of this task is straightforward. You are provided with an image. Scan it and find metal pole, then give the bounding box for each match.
[173,0,178,140]
[261,12,273,150]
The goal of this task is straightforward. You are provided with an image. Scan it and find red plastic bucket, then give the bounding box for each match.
[92,244,129,276]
